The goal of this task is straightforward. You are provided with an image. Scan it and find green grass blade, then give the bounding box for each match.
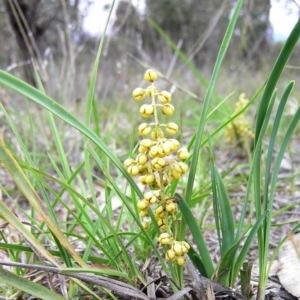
[184,0,243,207]
[255,18,300,144]
[0,268,66,300]
[231,211,267,285]
[176,193,214,277]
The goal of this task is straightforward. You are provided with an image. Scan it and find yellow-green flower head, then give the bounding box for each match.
[140,139,153,148]
[177,148,190,160]
[144,191,158,204]
[132,88,146,101]
[151,127,164,140]
[127,164,140,176]
[141,221,150,230]
[151,157,166,170]
[140,209,148,217]
[158,142,171,157]
[157,217,167,229]
[166,122,178,135]
[166,201,177,214]
[144,69,158,82]
[139,173,156,185]
[162,103,175,116]
[166,249,176,261]
[167,139,180,151]
[158,232,172,245]
[136,153,148,165]
[158,91,172,103]
[123,158,135,168]
[145,85,158,97]
[137,199,150,210]
[138,123,152,136]
[140,104,154,118]
[176,256,186,266]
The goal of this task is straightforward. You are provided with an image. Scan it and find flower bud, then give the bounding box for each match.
[151,127,164,140]
[139,173,155,185]
[158,232,172,245]
[151,157,166,170]
[145,85,158,97]
[127,165,140,176]
[177,148,190,160]
[176,256,186,266]
[140,139,153,148]
[166,122,178,135]
[144,69,158,82]
[167,139,180,151]
[141,221,150,230]
[138,123,152,136]
[158,91,171,103]
[166,202,177,214]
[124,158,135,167]
[162,103,175,116]
[140,209,148,217]
[140,104,154,118]
[166,249,176,261]
[144,191,157,204]
[132,88,146,101]
[136,153,148,165]
[137,200,150,210]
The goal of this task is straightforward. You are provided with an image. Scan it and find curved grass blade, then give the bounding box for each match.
[255,18,300,144]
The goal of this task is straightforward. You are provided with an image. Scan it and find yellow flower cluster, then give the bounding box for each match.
[158,232,190,266]
[124,69,190,266]
[225,93,254,147]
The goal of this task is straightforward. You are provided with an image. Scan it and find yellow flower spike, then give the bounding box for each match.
[140,139,153,148]
[137,200,150,211]
[162,103,175,116]
[151,157,166,170]
[144,69,158,82]
[166,249,176,261]
[145,85,158,97]
[138,145,149,154]
[132,88,146,101]
[136,153,148,165]
[127,165,140,176]
[151,127,164,140]
[138,123,152,136]
[176,256,186,266]
[141,221,150,230]
[123,158,135,167]
[165,122,178,135]
[140,104,154,118]
[158,91,172,103]
[138,164,148,174]
[177,148,190,160]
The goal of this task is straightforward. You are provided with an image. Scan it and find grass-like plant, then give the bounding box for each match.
[0,0,300,298]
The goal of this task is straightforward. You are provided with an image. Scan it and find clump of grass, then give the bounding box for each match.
[0,0,300,299]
